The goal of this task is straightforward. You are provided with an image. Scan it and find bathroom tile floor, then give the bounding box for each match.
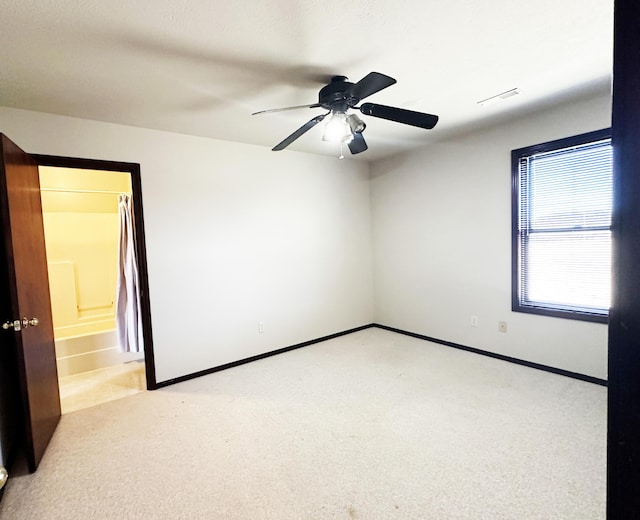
[58,361,146,414]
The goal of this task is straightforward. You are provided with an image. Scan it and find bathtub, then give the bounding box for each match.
[54,327,143,377]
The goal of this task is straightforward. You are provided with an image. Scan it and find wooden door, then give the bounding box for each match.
[0,134,60,472]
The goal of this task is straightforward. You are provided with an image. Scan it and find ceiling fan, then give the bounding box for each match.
[252,72,439,155]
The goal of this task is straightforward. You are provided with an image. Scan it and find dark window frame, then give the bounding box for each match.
[511,128,612,324]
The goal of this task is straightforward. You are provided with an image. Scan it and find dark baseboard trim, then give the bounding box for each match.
[373,324,608,387]
[153,324,376,389]
[153,322,607,389]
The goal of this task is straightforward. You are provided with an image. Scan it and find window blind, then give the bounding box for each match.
[517,138,612,315]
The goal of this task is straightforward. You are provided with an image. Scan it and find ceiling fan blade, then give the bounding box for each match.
[348,133,368,154]
[252,103,321,115]
[352,72,397,101]
[360,103,439,129]
[272,113,329,151]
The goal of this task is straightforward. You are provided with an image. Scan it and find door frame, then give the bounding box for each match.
[607,0,640,516]
[32,154,157,390]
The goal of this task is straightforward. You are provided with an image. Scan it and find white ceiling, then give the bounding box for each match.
[1,0,613,161]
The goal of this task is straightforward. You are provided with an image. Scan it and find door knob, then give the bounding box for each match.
[2,318,38,331]
[0,466,7,490]
[2,320,21,332]
[19,317,39,328]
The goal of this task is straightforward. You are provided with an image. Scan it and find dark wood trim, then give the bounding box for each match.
[607,0,640,516]
[511,128,612,324]
[512,304,608,324]
[511,127,611,158]
[154,324,376,389]
[31,154,157,390]
[31,154,141,173]
[373,324,608,386]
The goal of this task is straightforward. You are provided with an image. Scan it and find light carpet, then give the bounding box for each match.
[0,328,606,519]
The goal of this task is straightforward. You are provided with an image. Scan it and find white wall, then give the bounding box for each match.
[370,89,612,379]
[1,88,613,383]
[0,108,374,383]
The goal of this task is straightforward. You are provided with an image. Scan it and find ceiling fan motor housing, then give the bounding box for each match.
[318,76,359,112]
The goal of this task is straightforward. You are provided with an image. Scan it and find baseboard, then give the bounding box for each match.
[153,324,376,389]
[373,324,608,386]
[153,322,607,389]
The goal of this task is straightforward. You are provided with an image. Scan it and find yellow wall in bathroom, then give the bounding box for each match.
[39,167,132,339]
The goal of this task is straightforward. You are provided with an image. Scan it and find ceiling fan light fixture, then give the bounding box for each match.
[255,71,439,154]
[322,112,354,144]
[346,114,366,134]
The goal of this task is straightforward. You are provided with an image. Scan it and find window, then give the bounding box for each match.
[512,128,612,323]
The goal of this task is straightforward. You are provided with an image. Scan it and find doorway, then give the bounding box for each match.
[39,165,145,413]
[32,153,157,403]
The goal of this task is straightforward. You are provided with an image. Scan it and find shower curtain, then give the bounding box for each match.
[116,193,144,353]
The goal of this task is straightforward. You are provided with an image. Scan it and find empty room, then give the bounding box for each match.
[1,0,639,518]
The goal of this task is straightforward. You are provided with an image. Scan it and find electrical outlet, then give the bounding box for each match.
[471,315,479,327]
[258,322,265,333]
[498,321,507,333]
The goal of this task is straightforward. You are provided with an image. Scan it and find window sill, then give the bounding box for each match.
[512,303,608,324]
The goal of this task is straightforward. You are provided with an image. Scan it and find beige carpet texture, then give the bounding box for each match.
[0,328,606,519]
